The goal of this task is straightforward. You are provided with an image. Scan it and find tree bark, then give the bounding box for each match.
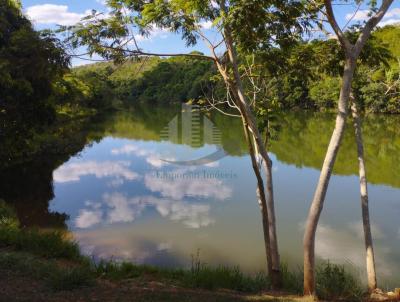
[242,121,273,278]
[253,129,281,286]
[210,6,281,285]
[303,57,356,295]
[222,27,281,287]
[350,96,378,292]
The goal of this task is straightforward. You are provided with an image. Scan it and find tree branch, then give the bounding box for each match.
[354,0,394,57]
[324,0,352,52]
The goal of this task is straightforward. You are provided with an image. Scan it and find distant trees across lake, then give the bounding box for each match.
[70,25,400,114]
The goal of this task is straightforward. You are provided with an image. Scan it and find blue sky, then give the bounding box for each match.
[21,0,400,66]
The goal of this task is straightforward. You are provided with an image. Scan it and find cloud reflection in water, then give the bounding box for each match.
[54,160,139,183]
[75,193,215,229]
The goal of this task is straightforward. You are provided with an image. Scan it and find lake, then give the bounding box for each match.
[1,105,399,288]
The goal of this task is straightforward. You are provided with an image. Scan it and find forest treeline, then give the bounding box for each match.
[69,25,400,113]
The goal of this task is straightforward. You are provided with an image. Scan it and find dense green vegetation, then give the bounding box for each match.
[0,0,68,122]
[0,0,68,163]
[251,26,400,113]
[0,1,112,165]
[71,54,213,105]
[70,26,400,113]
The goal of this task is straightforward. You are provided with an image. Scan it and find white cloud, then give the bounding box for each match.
[144,171,232,200]
[85,200,102,209]
[146,196,214,228]
[204,161,219,168]
[107,178,125,188]
[75,209,102,228]
[53,160,139,183]
[378,18,400,27]
[25,4,90,26]
[103,192,146,223]
[385,7,400,18]
[111,144,139,155]
[346,9,370,21]
[163,201,214,228]
[111,144,174,168]
[200,21,213,29]
[75,201,103,228]
[76,192,215,229]
[346,8,400,27]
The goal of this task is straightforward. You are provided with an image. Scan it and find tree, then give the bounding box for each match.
[62,0,314,287]
[0,0,69,164]
[350,92,377,292]
[303,0,394,296]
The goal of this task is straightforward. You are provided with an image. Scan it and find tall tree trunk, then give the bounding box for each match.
[253,128,280,286]
[350,95,378,292]
[222,29,281,287]
[242,121,273,278]
[211,12,281,285]
[303,58,356,295]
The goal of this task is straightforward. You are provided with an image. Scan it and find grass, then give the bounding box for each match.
[93,254,269,292]
[0,200,82,260]
[48,266,95,291]
[279,262,363,301]
[0,227,82,260]
[0,251,95,291]
[316,262,363,301]
[0,201,365,300]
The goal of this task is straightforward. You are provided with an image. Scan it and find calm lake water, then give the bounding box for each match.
[1,105,399,287]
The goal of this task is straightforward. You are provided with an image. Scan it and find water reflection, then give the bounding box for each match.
[144,170,232,200]
[1,106,399,287]
[75,193,215,229]
[314,221,395,280]
[54,160,139,183]
[270,112,400,187]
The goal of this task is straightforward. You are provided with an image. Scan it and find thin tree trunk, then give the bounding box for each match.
[263,153,280,285]
[242,121,273,278]
[303,58,356,295]
[253,128,281,286]
[212,55,280,284]
[350,95,378,292]
[208,4,281,285]
[222,30,281,287]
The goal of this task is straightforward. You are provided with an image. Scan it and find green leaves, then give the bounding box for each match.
[0,1,72,164]
[228,0,317,53]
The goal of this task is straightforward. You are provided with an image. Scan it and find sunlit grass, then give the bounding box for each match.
[93,258,269,292]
